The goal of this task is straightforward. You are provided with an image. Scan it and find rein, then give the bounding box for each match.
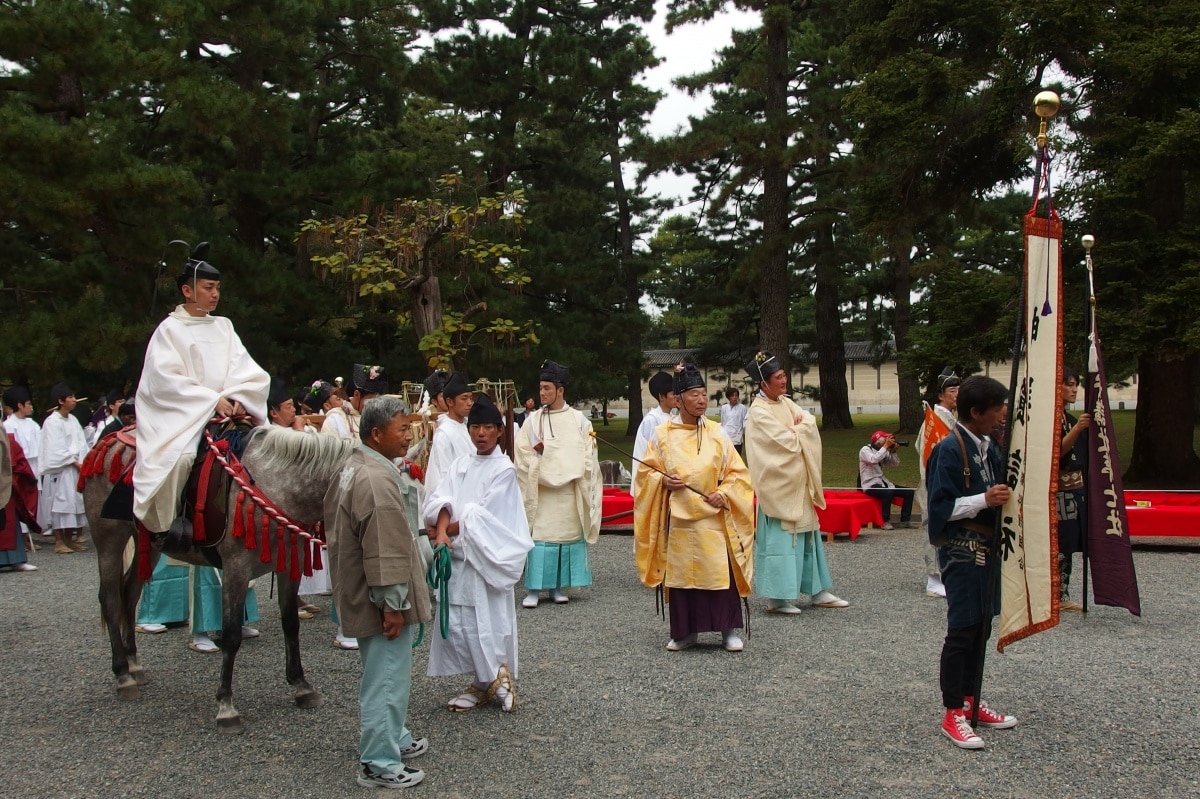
[426,543,452,640]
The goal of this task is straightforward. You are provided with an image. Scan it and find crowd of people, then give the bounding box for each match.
[0,248,1098,784]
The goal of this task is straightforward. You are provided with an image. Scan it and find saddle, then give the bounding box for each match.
[85,419,250,558]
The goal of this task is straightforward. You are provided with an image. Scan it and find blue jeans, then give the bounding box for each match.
[864,486,914,524]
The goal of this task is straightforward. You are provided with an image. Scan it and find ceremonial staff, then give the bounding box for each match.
[970,90,1061,728]
[589,430,709,498]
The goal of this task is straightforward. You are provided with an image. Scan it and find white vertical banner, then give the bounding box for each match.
[997,213,1063,652]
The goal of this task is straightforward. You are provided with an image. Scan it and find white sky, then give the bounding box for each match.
[639,2,759,206]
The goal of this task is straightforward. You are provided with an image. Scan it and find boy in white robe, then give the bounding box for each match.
[422,372,475,498]
[424,393,533,713]
[631,371,677,498]
[134,248,269,536]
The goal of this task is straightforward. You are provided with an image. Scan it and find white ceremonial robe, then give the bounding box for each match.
[319,406,354,440]
[5,416,42,478]
[38,411,88,529]
[631,406,674,499]
[423,449,533,682]
[514,406,602,544]
[134,305,269,532]
[424,415,474,499]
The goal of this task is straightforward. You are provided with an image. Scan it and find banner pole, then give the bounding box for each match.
[1081,235,1097,613]
[970,90,1060,727]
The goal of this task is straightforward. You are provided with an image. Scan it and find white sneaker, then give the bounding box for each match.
[722,631,744,652]
[12,563,37,572]
[241,626,260,639]
[333,632,359,650]
[550,589,569,604]
[926,577,947,598]
[521,591,540,609]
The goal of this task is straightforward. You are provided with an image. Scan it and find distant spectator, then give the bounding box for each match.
[859,430,915,530]
[718,387,748,455]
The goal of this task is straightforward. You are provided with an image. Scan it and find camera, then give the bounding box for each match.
[895,440,909,447]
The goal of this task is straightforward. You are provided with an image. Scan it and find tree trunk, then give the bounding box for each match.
[410,276,443,343]
[757,3,791,372]
[891,241,922,433]
[813,220,852,428]
[1124,352,1200,487]
[609,123,644,437]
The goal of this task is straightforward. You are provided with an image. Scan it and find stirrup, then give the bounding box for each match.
[159,516,194,555]
[447,684,487,712]
[485,665,517,712]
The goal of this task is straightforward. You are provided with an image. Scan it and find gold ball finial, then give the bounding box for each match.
[1034,91,1060,119]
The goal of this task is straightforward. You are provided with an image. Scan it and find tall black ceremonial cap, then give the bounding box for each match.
[441,372,470,399]
[937,367,961,392]
[672,363,705,395]
[467,392,503,426]
[539,359,570,387]
[176,241,221,288]
[351,364,389,396]
[423,369,450,398]
[267,377,291,410]
[746,350,783,384]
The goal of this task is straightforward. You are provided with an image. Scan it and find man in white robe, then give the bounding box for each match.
[423,372,475,499]
[133,251,269,535]
[514,360,602,608]
[424,394,532,713]
[631,371,676,498]
[38,382,89,554]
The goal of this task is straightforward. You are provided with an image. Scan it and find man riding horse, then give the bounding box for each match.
[133,243,269,548]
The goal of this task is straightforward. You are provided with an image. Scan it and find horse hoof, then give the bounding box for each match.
[216,716,244,735]
[116,681,141,701]
[131,668,148,686]
[294,690,323,710]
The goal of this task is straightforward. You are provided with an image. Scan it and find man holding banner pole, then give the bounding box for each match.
[926,376,1019,750]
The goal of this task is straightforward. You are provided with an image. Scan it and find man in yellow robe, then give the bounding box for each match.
[744,350,849,615]
[634,363,755,652]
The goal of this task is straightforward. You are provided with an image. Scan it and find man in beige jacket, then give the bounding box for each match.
[325,396,433,790]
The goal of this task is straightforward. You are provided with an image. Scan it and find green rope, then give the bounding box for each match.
[426,543,452,640]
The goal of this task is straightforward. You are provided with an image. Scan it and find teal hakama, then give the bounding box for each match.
[136,560,259,632]
[754,510,833,599]
[524,539,592,590]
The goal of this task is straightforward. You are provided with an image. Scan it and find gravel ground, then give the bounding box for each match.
[1,529,1197,799]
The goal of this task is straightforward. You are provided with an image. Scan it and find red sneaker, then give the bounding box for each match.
[941,708,984,750]
[964,696,1018,729]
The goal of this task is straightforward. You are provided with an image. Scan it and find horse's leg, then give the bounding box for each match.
[93,516,140,700]
[215,560,249,734]
[278,572,322,709]
[123,548,150,686]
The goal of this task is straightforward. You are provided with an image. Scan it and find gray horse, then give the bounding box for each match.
[83,425,357,733]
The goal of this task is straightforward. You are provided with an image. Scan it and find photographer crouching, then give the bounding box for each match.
[858,430,916,530]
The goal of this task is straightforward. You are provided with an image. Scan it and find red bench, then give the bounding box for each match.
[1124,490,1200,537]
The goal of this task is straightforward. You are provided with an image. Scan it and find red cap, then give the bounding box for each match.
[871,430,891,444]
